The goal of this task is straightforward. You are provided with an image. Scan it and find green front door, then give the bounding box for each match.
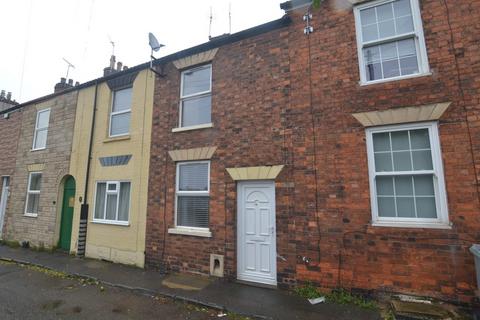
[59,176,75,251]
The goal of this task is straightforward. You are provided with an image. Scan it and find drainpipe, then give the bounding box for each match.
[77,81,99,257]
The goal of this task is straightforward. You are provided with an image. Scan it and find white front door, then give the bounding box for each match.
[237,181,276,285]
[0,177,10,239]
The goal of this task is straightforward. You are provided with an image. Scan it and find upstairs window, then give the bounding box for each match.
[110,87,132,137]
[25,172,42,216]
[354,0,429,83]
[32,109,50,150]
[179,65,212,128]
[175,161,210,229]
[366,122,449,228]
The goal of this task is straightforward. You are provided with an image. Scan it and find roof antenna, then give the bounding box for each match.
[148,32,166,77]
[62,58,75,80]
[208,6,213,39]
[228,3,232,34]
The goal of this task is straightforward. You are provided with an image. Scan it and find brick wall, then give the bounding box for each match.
[286,0,480,302]
[146,0,480,302]
[4,91,78,248]
[145,27,297,284]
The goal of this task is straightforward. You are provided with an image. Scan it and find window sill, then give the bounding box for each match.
[172,123,213,133]
[31,147,46,152]
[24,213,38,218]
[371,221,452,230]
[359,72,432,87]
[168,227,212,238]
[103,135,131,143]
[91,220,130,227]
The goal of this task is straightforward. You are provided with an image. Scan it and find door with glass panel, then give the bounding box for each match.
[0,177,10,239]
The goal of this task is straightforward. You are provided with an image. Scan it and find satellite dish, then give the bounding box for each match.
[149,32,164,52]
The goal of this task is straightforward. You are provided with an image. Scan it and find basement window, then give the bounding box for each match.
[175,161,210,229]
[25,172,42,217]
[93,181,131,225]
[178,65,212,129]
[366,122,449,228]
[354,0,429,84]
[32,109,50,150]
[110,87,132,137]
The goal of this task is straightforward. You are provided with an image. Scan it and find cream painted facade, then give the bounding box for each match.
[69,69,154,267]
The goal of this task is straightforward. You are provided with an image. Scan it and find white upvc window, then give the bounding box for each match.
[175,161,210,229]
[93,181,131,225]
[179,65,212,129]
[25,172,42,217]
[109,87,132,137]
[354,0,429,84]
[32,109,51,150]
[366,122,449,228]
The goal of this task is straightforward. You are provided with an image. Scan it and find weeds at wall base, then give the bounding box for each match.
[294,282,378,310]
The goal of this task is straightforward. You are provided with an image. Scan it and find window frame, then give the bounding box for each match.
[109,87,132,138]
[24,172,42,217]
[32,108,51,151]
[174,160,211,231]
[178,64,213,129]
[353,0,430,85]
[365,122,449,228]
[92,180,131,226]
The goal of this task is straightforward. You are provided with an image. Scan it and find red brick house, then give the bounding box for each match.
[146,0,480,302]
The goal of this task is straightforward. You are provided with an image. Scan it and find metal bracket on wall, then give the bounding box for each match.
[150,56,166,77]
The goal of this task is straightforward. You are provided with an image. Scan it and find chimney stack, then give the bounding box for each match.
[54,77,75,93]
[0,90,18,112]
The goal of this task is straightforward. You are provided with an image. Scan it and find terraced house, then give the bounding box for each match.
[145,0,480,303]
[1,80,78,249]
[68,60,154,267]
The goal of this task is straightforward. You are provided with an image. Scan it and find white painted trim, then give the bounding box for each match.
[365,121,449,228]
[91,220,130,227]
[237,180,277,286]
[168,227,212,237]
[32,108,51,151]
[24,171,42,216]
[109,87,132,138]
[178,64,212,128]
[359,72,432,86]
[174,161,210,229]
[353,0,430,84]
[0,177,9,238]
[372,222,451,229]
[92,180,131,224]
[172,123,213,133]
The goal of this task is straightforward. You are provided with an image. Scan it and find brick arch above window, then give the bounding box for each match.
[172,48,219,70]
[352,102,451,127]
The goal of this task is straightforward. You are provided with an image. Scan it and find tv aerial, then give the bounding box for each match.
[62,58,75,80]
[148,32,165,77]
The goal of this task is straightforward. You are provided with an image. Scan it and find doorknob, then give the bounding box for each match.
[270,226,275,235]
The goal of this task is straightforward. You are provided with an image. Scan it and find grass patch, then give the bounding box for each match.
[0,239,20,248]
[294,282,322,300]
[294,283,377,310]
[327,289,377,310]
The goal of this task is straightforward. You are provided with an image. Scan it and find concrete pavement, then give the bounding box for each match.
[0,245,381,320]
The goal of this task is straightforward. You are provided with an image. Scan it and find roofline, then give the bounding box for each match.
[0,15,291,116]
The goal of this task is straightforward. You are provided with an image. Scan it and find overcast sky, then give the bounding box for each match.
[0,0,284,103]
